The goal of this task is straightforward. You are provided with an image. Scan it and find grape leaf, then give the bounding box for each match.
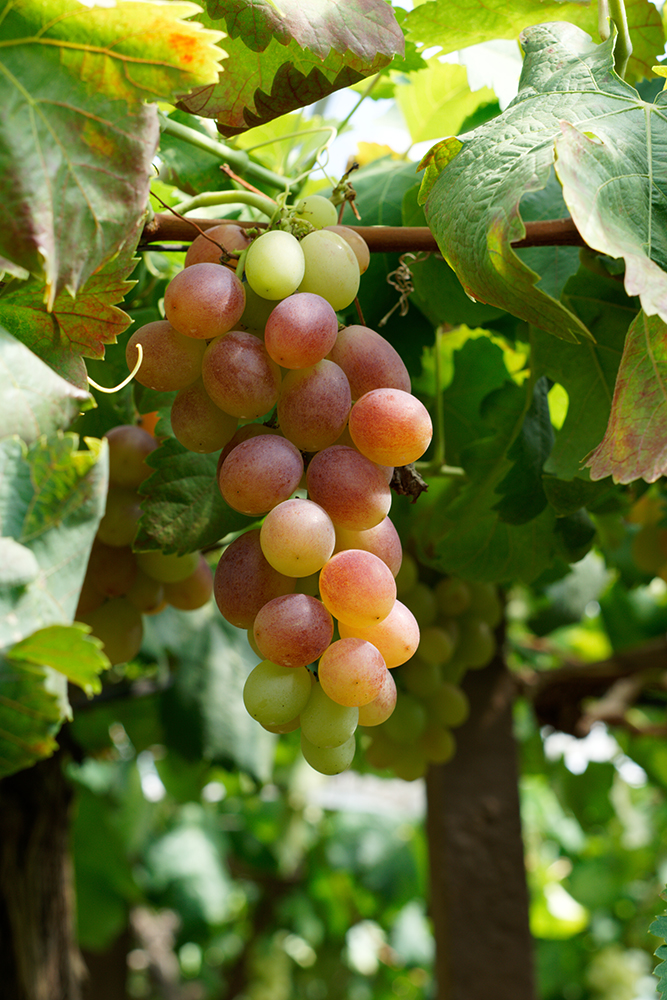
[403,0,664,84]
[0,327,91,441]
[395,59,496,144]
[0,434,107,648]
[420,23,667,344]
[0,231,140,389]
[554,118,667,325]
[0,655,63,777]
[0,0,223,301]
[8,623,109,698]
[586,311,667,483]
[651,905,667,1000]
[135,436,252,555]
[532,267,638,480]
[180,0,404,134]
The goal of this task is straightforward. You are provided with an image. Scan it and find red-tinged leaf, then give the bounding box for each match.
[586,312,667,483]
[0,230,140,390]
[179,0,404,134]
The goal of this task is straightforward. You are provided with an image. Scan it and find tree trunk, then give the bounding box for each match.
[426,657,536,1000]
[0,750,84,1000]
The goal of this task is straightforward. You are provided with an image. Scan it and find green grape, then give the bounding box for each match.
[299,682,358,749]
[402,581,437,628]
[260,499,335,578]
[244,230,305,300]
[96,486,141,547]
[78,597,143,666]
[381,693,427,744]
[429,681,470,728]
[456,617,496,668]
[105,425,157,489]
[466,581,502,628]
[364,730,403,770]
[243,660,312,727]
[391,744,428,782]
[435,576,473,616]
[300,732,356,775]
[298,230,360,310]
[420,723,456,764]
[163,555,214,611]
[399,656,442,698]
[394,552,419,597]
[294,195,339,229]
[136,549,200,584]
[418,625,455,666]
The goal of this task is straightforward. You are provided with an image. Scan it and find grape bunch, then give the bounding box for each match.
[124,194,438,774]
[76,424,214,665]
[362,555,502,781]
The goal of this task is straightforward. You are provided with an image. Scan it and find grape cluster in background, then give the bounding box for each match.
[85,193,502,778]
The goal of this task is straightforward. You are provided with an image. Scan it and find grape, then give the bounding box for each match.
[261,715,302,735]
[244,230,306,300]
[456,618,496,668]
[466,581,503,628]
[170,379,239,454]
[402,581,437,627]
[298,230,360,311]
[380,692,427,744]
[126,321,206,392]
[420,723,456,764]
[163,555,214,611]
[418,625,455,666]
[631,525,667,575]
[364,731,403,769]
[264,293,338,369]
[184,223,251,269]
[96,486,141,547]
[299,682,358,749]
[85,540,137,599]
[78,597,143,666]
[243,660,312,726]
[75,573,105,616]
[218,435,303,516]
[318,549,396,629]
[333,517,402,577]
[136,549,200,584]
[357,668,397,726]
[125,567,165,615]
[277,360,352,452]
[105,425,157,489]
[260,499,335,577]
[294,195,339,229]
[218,423,281,467]
[394,552,418,596]
[348,388,433,467]
[253,594,333,669]
[322,226,370,274]
[435,576,472,616]
[164,262,246,340]
[337,600,419,668]
[247,627,263,658]
[305,445,391,531]
[202,331,282,420]
[238,282,278,333]
[429,682,470,728]
[328,325,411,400]
[391,744,428,782]
[400,656,442,698]
[318,638,388,707]
[213,529,295,629]
[301,732,356,775]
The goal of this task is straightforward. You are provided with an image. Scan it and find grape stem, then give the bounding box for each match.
[599,0,632,79]
[172,189,278,219]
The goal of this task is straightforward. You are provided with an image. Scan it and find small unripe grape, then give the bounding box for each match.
[400,656,442,698]
[466,581,502,628]
[394,552,419,596]
[96,487,141,547]
[298,230,360,311]
[364,730,402,769]
[381,693,427,744]
[245,230,306,300]
[435,576,472,616]
[300,682,358,749]
[136,549,200,584]
[105,425,157,488]
[294,195,338,229]
[78,597,143,666]
[243,660,312,726]
[125,568,165,615]
[402,581,437,628]
[301,732,356,774]
[456,618,496,668]
[322,226,370,274]
[420,723,456,764]
[391,744,428,781]
[164,262,246,339]
[418,625,455,666]
[163,555,214,611]
[429,682,470,728]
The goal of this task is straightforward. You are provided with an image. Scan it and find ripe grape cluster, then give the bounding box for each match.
[76,424,213,665]
[361,554,502,781]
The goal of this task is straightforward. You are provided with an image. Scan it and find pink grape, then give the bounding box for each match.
[357,669,397,726]
[213,529,295,629]
[333,517,402,577]
[184,223,252,269]
[253,594,333,668]
[163,555,214,611]
[126,321,205,392]
[305,446,391,531]
[84,540,137,599]
[328,325,411,399]
[218,424,280,467]
[218,435,303,515]
[78,597,143,666]
[125,568,165,615]
[202,331,282,420]
[96,487,141,547]
[260,499,335,577]
[264,293,338,369]
[318,549,396,628]
[318,638,388,707]
[105,425,157,489]
[170,379,238,453]
[337,600,419,668]
[348,389,433,467]
[164,262,246,339]
[277,360,351,452]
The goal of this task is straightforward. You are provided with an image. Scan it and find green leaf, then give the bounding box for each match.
[652,904,667,1000]
[492,377,554,525]
[0,654,63,777]
[422,23,665,344]
[0,234,140,389]
[554,115,667,324]
[0,433,107,648]
[181,0,404,135]
[395,59,496,144]
[0,538,39,588]
[8,623,110,697]
[403,0,664,84]
[136,436,251,554]
[0,327,91,439]
[586,311,667,483]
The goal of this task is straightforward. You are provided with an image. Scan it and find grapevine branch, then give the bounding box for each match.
[140,214,587,252]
